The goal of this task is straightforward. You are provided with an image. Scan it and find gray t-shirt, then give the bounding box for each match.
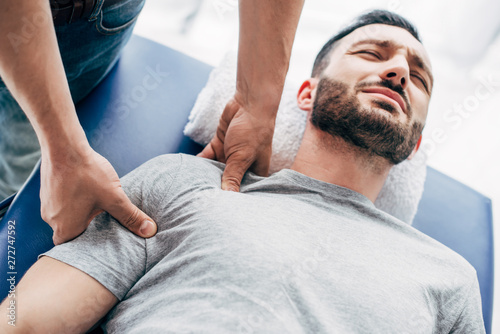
[42,153,485,333]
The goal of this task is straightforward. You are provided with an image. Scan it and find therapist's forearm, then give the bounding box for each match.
[0,0,88,157]
[236,0,304,115]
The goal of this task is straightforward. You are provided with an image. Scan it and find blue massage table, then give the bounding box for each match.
[0,35,494,333]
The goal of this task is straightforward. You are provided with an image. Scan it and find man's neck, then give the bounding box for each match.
[290,123,393,202]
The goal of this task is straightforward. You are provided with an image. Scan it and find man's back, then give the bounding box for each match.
[42,154,484,333]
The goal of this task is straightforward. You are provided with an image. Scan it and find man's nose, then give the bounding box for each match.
[380,57,409,89]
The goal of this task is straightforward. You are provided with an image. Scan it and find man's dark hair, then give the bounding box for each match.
[311,10,421,77]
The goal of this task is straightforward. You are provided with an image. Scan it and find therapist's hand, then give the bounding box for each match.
[198,0,303,192]
[41,145,157,245]
[0,0,157,244]
[197,94,276,192]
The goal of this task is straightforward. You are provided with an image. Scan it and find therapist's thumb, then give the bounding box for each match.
[105,189,158,238]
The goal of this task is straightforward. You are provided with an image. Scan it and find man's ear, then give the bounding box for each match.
[407,135,422,160]
[297,78,319,111]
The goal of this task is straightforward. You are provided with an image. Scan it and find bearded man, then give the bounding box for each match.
[1,10,485,334]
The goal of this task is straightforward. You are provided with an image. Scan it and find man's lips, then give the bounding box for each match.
[361,87,407,114]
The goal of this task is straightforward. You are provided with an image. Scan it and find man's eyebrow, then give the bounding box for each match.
[350,39,397,49]
[350,39,434,90]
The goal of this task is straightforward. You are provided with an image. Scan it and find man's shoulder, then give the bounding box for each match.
[138,153,223,172]
[376,216,480,289]
[409,226,480,285]
[178,153,226,174]
[137,153,225,182]
[121,153,225,189]
[120,153,226,210]
[440,243,479,281]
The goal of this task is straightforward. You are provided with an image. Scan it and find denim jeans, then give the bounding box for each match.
[0,0,145,200]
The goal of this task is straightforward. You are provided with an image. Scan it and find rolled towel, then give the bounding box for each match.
[184,52,427,224]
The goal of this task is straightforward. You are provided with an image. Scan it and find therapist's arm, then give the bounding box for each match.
[0,0,157,244]
[0,257,117,333]
[198,0,304,191]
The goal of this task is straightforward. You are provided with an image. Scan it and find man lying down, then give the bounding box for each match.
[2,10,485,334]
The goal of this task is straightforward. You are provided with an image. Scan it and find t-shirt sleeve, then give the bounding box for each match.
[39,154,182,300]
[449,275,486,334]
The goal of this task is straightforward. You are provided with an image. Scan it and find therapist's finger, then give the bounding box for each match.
[197,142,216,159]
[221,152,253,192]
[105,188,157,238]
[198,135,226,163]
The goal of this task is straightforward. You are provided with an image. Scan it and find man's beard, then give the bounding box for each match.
[310,77,424,165]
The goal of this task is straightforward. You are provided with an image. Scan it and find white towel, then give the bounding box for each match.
[184,52,427,224]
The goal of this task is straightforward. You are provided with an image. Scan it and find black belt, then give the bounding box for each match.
[50,0,122,25]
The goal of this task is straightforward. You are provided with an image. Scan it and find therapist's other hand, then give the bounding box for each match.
[197,95,275,192]
[40,146,157,245]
